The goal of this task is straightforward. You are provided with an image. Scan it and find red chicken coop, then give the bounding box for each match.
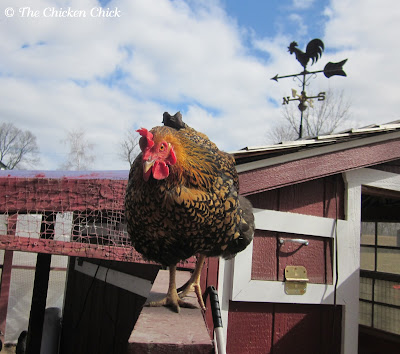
[224,121,400,354]
[0,122,399,354]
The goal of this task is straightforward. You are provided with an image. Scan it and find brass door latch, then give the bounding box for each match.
[284,266,309,295]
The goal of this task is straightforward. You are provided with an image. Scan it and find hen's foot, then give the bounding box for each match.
[178,281,205,311]
[177,254,206,311]
[147,291,197,313]
[146,264,198,313]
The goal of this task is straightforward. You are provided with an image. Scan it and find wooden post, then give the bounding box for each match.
[0,214,18,342]
[26,213,55,354]
[0,250,14,342]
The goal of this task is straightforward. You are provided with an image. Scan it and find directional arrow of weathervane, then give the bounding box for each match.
[271,59,348,82]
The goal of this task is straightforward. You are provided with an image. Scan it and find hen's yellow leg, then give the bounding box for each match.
[148,264,197,313]
[178,254,206,310]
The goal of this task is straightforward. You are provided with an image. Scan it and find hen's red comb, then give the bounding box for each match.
[137,128,154,150]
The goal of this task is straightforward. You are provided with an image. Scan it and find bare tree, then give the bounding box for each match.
[59,129,95,170]
[118,130,140,167]
[267,89,352,144]
[0,122,40,169]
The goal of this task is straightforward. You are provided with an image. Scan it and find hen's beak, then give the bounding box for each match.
[143,159,155,173]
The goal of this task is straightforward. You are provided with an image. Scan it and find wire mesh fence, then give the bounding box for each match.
[0,172,143,262]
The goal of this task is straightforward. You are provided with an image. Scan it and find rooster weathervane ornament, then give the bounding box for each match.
[272,38,347,138]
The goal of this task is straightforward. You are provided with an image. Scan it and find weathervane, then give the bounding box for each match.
[272,38,347,138]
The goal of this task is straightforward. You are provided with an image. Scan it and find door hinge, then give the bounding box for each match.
[284,266,309,295]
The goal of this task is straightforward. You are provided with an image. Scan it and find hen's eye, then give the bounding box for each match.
[159,144,166,151]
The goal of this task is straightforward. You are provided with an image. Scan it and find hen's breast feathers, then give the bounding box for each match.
[125,125,253,265]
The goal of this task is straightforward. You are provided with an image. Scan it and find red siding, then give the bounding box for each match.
[200,256,220,338]
[251,230,277,280]
[239,137,400,196]
[372,158,400,174]
[227,302,274,353]
[230,175,344,353]
[251,231,332,284]
[247,175,344,219]
[227,302,342,354]
[278,233,332,284]
[273,304,342,354]
[249,176,341,283]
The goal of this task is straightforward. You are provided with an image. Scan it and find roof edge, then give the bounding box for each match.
[236,130,400,174]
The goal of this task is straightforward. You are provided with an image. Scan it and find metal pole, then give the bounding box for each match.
[299,110,303,139]
[208,286,226,354]
[298,70,307,139]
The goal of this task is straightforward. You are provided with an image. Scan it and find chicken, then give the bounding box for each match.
[288,38,324,69]
[124,112,254,312]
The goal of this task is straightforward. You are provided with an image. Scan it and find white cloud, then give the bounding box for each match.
[292,0,315,10]
[0,0,399,170]
[0,0,278,169]
[288,13,308,37]
[323,0,400,124]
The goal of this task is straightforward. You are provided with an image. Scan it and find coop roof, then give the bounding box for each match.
[233,120,400,170]
[234,121,400,195]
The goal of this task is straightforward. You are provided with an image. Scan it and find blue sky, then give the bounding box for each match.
[223,0,329,40]
[0,0,399,170]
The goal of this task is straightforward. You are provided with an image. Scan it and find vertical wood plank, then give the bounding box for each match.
[324,175,345,219]
[273,304,341,354]
[226,302,342,354]
[0,250,13,341]
[251,230,278,280]
[370,158,400,174]
[227,301,273,354]
[273,304,321,354]
[247,189,279,210]
[279,179,325,217]
[0,214,16,342]
[319,305,342,354]
[325,238,333,284]
[201,256,220,337]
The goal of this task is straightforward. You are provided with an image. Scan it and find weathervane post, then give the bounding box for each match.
[272,39,347,139]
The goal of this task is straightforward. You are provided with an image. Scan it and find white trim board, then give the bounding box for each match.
[75,259,153,298]
[254,208,337,237]
[230,218,354,304]
[345,167,400,192]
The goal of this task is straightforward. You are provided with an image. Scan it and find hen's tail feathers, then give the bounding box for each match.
[163,112,187,130]
[222,195,255,259]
